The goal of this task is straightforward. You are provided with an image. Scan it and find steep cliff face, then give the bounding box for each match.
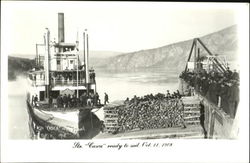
[94,25,238,72]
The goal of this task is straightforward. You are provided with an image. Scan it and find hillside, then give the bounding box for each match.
[93,25,238,73]
[8,25,238,80]
[11,50,122,69]
[8,51,121,80]
[86,51,123,67]
[8,56,35,80]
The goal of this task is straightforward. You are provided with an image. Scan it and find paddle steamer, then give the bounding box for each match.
[26,13,102,139]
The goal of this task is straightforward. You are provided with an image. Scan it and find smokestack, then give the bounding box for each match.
[58,13,64,43]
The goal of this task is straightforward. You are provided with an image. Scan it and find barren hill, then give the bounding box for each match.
[93,25,238,73]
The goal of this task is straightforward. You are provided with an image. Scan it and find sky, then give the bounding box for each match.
[1,2,246,56]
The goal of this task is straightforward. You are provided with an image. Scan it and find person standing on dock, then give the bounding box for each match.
[104,93,109,105]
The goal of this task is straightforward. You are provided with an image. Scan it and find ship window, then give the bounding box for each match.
[70,60,73,64]
[57,60,60,65]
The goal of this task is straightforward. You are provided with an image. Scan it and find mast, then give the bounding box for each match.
[83,29,90,95]
[76,31,79,98]
[36,44,38,66]
[194,39,197,71]
[83,31,86,70]
[86,33,90,84]
[44,28,51,100]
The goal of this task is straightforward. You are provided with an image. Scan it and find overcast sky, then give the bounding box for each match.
[1,2,246,55]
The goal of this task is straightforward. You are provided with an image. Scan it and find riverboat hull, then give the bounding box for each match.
[26,101,103,139]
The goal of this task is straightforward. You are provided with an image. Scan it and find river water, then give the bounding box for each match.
[8,69,179,139]
[8,76,30,139]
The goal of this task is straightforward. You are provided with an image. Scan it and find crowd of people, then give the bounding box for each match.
[32,91,110,111]
[114,92,185,132]
[179,67,239,118]
[55,92,101,109]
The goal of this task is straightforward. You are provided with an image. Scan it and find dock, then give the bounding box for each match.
[94,125,204,139]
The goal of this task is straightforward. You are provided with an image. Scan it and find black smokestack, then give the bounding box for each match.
[58,13,64,43]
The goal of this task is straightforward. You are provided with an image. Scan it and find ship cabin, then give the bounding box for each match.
[27,27,96,108]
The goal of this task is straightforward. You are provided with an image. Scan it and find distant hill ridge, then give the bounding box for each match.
[8,25,238,80]
[93,25,238,72]
[11,50,123,60]
[8,51,122,81]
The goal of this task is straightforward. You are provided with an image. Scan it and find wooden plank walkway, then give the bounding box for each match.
[94,125,204,139]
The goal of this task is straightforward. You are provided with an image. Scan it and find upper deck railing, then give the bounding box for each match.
[28,69,95,87]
